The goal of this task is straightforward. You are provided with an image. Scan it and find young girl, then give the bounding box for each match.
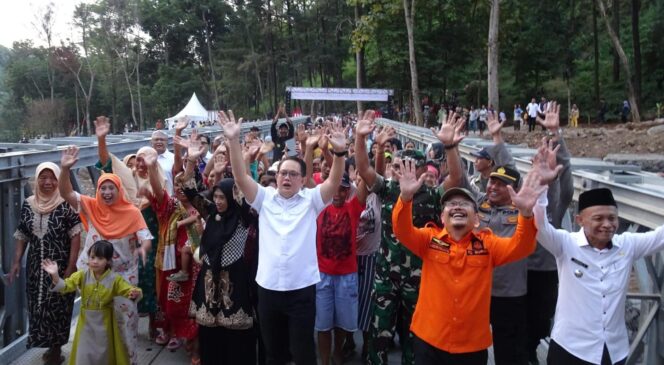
[42,240,142,365]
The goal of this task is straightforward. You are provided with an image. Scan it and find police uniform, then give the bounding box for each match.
[368,155,442,365]
[468,166,529,365]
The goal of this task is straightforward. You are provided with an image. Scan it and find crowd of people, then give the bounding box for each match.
[6,100,664,365]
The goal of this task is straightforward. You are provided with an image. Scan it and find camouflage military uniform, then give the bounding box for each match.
[368,175,441,365]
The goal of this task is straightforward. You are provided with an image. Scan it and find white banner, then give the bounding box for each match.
[286,87,392,102]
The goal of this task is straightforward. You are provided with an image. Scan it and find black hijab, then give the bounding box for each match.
[200,178,244,273]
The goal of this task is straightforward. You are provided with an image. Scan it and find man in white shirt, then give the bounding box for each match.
[219,109,350,364]
[532,147,664,365]
[526,98,540,133]
[151,130,174,194]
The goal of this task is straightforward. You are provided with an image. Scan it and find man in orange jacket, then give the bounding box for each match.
[391,158,544,365]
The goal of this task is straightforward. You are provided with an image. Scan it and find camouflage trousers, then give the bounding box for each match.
[368,248,422,365]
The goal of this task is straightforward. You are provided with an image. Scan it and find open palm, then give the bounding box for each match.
[507,170,546,213]
[537,101,560,130]
[60,146,79,169]
[434,112,465,146]
[218,110,241,140]
[94,116,110,138]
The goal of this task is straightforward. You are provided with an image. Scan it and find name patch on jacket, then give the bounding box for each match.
[429,237,450,253]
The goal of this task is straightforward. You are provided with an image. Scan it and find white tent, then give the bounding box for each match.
[165,93,216,129]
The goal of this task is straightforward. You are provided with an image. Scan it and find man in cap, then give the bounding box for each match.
[446,105,571,365]
[531,145,664,365]
[469,147,494,192]
[355,111,464,364]
[270,104,295,162]
[391,158,542,364]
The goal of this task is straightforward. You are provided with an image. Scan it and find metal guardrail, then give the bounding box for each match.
[0,117,307,363]
[376,118,664,229]
[377,117,664,365]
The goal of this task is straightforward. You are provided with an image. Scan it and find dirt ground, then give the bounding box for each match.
[498,119,664,159]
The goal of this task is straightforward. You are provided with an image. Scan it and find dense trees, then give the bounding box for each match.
[0,0,663,139]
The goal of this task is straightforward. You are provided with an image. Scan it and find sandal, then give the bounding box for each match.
[167,271,189,282]
[155,331,170,346]
[166,337,183,350]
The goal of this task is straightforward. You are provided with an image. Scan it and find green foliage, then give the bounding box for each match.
[0,0,663,141]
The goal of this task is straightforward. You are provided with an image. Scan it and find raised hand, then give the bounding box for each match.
[41,259,59,276]
[507,170,547,216]
[532,137,563,185]
[536,101,561,131]
[327,121,348,153]
[486,110,504,136]
[433,112,465,146]
[395,159,425,201]
[218,110,241,140]
[143,149,158,167]
[187,131,206,161]
[60,146,79,169]
[318,129,330,151]
[175,116,189,132]
[94,116,111,138]
[296,124,308,144]
[306,127,323,149]
[259,141,275,155]
[355,110,376,138]
[243,139,262,162]
[375,126,396,147]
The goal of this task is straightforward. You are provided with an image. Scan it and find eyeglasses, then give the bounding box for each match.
[278,170,301,178]
[444,200,474,208]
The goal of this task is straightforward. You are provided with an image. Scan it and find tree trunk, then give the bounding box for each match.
[631,0,641,108]
[597,0,641,122]
[612,0,620,82]
[355,2,363,114]
[203,10,220,110]
[593,0,601,105]
[136,46,143,130]
[403,0,423,126]
[487,0,500,111]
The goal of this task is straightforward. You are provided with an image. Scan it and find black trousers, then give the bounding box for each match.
[548,339,626,365]
[413,335,488,365]
[526,270,558,360]
[490,295,528,365]
[257,285,316,365]
[198,326,256,365]
[528,116,537,132]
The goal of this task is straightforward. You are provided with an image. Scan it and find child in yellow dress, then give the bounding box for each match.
[42,240,142,365]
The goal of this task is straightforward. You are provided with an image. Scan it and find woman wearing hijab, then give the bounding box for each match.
[8,162,82,365]
[182,155,257,364]
[94,116,164,339]
[59,146,153,365]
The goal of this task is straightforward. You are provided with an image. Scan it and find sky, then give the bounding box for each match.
[0,0,90,49]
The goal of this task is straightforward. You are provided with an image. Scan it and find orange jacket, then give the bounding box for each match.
[392,197,537,353]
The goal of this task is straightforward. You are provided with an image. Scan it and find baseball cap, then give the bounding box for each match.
[489,165,521,185]
[397,149,426,167]
[470,147,492,160]
[440,187,478,211]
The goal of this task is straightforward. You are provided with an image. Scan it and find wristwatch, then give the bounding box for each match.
[333,150,348,157]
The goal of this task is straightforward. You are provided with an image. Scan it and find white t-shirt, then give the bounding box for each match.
[249,185,329,291]
[527,102,540,118]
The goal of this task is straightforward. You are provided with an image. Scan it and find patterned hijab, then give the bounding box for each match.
[79,173,147,239]
[26,162,65,214]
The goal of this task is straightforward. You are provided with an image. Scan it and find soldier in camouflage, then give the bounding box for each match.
[355,112,466,364]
